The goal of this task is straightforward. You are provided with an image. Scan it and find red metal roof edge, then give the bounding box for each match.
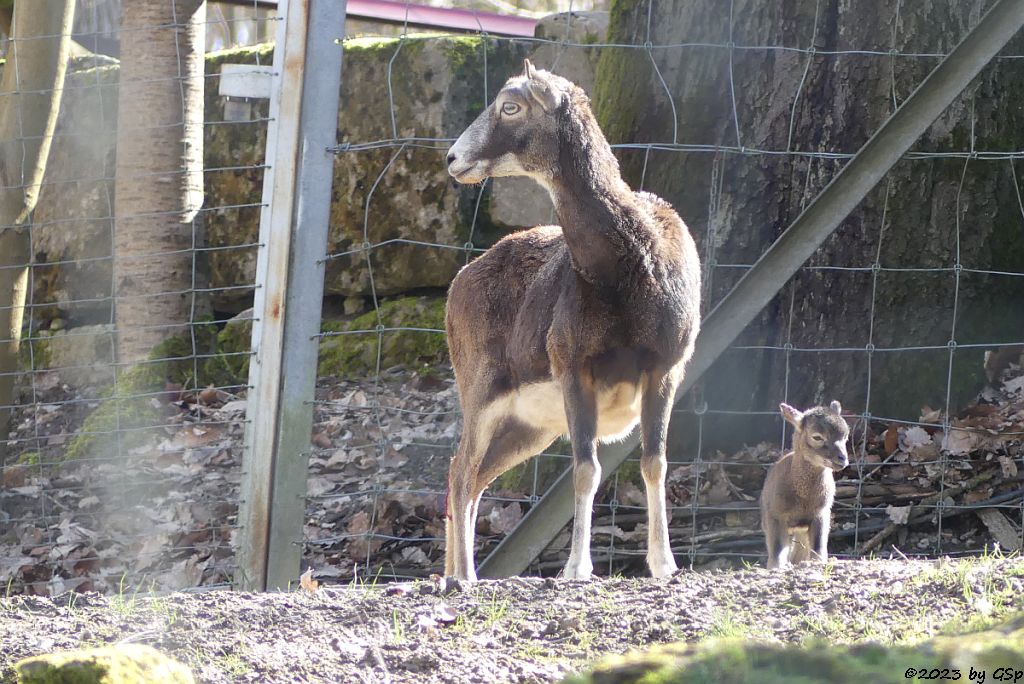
[345,0,537,37]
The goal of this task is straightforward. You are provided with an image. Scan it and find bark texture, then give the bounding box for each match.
[595,0,1024,445]
[113,0,205,362]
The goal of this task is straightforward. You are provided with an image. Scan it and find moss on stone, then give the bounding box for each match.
[17,451,40,466]
[202,36,524,311]
[19,331,52,370]
[63,392,162,462]
[131,322,221,390]
[318,295,447,377]
[16,644,195,684]
[63,322,221,461]
[593,1,651,146]
[495,459,569,494]
[565,614,1024,684]
[205,42,274,66]
[204,313,254,385]
[179,296,447,386]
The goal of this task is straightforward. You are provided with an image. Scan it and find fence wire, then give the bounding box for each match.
[2,0,1024,597]
[0,1,274,596]
[302,1,1024,583]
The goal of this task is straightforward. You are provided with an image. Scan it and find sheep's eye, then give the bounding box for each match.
[810,434,825,444]
[501,102,521,116]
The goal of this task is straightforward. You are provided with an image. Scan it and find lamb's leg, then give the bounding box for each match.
[562,374,600,580]
[763,517,789,569]
[640,367,680,578]
[809,512,830,563]
[790,528,811,564]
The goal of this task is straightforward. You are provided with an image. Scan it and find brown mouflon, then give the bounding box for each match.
[443,60,701,581]
[761,400,850,569]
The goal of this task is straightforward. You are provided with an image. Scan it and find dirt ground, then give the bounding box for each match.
[2,557,1022,683]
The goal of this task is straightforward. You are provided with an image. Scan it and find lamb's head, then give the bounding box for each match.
[780,400,850,471]
[446,59,574,185]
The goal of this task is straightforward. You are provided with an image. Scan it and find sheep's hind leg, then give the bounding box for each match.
[763,517,790,569]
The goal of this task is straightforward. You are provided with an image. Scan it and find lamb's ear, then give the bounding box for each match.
[829,400,842,415]
[523,63,561,112]
[780,403,803,428]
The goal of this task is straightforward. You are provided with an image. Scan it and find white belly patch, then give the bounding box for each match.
[483,380,642,443]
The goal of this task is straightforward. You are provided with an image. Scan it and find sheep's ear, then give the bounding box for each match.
[780,403,803,428]
[829,400,842,415]
[523,61,561,112]
[525,76,560,112]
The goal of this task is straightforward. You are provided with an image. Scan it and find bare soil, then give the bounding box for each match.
[2,558,1023,683]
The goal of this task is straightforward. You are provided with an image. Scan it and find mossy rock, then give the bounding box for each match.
[565,614,1024,684]
[204,38,527,312]
[62,322,222,461]
[200,295,447,384]
[319,295,447,377]
[18,331,52,371]
[32,38,526,319]
[16,644,194,684]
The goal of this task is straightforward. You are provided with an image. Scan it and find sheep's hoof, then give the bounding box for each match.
[561,559,594,580]
[648,558,678,579]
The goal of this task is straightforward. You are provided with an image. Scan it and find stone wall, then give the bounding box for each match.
[30,15,607,335]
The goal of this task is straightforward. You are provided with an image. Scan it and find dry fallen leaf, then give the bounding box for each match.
[999,454,1018,478]
[886,505,911,525]
[299,567,319,594]
[883,424,898,455]
[2,464,29,488]
[346,510,371,536]
[1003,375,1024,395]
[198,386,221,405]
[487,502,523,536]
[942,426,985,456]
[899,426,932,452]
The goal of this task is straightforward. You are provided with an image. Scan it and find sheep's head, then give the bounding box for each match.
[446,59,571,186]
[781,400,850,471]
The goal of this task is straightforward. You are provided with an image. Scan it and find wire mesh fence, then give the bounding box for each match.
[0,0,276,595]
[301,0,1024,584]
[2,0,1023,597]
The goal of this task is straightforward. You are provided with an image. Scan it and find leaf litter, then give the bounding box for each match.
[1,356,1024,593]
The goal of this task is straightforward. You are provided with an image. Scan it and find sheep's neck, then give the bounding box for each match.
[548,109,647,287]
[790,445,831,486]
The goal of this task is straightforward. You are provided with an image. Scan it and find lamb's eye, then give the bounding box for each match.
[501,102,521,116]
[810,434,825,444]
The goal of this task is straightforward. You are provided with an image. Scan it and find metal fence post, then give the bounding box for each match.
[477,0,1024,578]
[236,0,347,592]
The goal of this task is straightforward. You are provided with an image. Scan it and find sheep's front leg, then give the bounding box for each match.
[809,512,830,563]
[563,374,599,580]
[640,367,679,578]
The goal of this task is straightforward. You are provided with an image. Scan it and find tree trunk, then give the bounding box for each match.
[595,0,1024,448]
[114,0,205,363]
[0,0,75,443]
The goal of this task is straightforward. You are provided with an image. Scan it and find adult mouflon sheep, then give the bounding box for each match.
[443,60,701,581]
